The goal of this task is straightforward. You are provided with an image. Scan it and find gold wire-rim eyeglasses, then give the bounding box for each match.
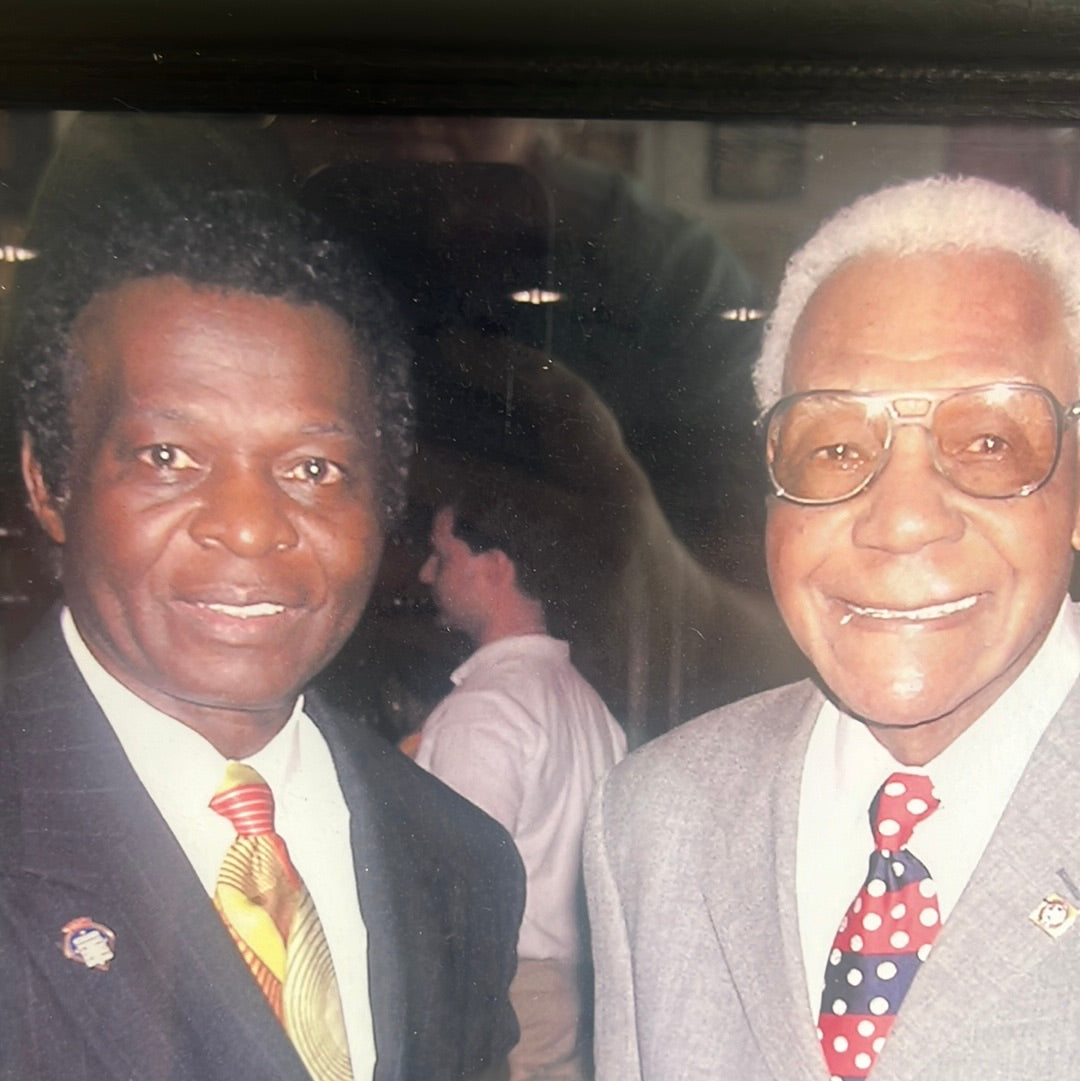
[760,382,1080,506]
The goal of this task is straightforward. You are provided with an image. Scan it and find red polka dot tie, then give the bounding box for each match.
[817,772,941,1080]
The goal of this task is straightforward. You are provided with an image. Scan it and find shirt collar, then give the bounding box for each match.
[450,632,568,686]
[60,606,306,810]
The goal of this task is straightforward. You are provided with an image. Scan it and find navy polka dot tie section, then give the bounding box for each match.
[817,772,941,1080]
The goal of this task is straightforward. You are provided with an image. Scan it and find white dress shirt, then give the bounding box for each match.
[415,634,626,962]
[797,598,1080,1015]
[61,608,377,1080]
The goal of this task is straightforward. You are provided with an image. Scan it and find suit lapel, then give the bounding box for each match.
[313,700,410,1081]
[1,617,309,1081]
[873,677,1080,1079]
[701,683,829,1081]
[312,692,518,1081]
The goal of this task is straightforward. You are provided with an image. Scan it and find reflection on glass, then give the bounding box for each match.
[3,115,1079,744]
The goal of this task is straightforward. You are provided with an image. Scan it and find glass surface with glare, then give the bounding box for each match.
[1,113,1075,743]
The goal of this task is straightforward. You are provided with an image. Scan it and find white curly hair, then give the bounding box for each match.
[753,175,1080,411]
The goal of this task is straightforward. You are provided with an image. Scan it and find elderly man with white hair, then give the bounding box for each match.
[584,176,1080,1081]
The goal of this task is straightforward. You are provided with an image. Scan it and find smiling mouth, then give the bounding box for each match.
[198,601,287,620]
[841,595,979,624]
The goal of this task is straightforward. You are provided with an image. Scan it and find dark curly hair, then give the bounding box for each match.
[11,187,414,524]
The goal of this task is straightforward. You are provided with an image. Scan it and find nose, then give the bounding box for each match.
[851,427,965,553]
[188,463,299,558]
[418,553,436,585]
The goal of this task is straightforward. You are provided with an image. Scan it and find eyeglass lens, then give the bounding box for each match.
[767,385,1062,503]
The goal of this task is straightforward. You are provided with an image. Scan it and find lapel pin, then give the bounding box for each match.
[60,917,116,971]
[1029,893,1079,939]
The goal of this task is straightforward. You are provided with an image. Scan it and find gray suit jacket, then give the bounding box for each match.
[585,676,1080,1081]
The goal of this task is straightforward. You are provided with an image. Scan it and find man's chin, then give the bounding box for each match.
[856,711,954,733]
[828,673,972,734]
[833,685,992,764]
[134,659,313,726]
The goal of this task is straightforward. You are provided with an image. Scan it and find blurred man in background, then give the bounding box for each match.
[416,488,626,1081]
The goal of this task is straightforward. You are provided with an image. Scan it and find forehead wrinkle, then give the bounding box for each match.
[117,389,372,468]
[69,280,378,481]
[785,251,1077,400]
[131,405,190,423]
[299,420,354,437]
[124,403,356,431]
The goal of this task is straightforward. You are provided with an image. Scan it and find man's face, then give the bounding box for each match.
[418,506,491,640]
[27,276,385,736]
[766,250,1080,760]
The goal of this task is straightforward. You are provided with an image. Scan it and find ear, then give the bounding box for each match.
[21,433,67,545]
[485,548,517,588]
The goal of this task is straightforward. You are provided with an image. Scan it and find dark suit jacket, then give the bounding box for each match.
[0,613,524,1081]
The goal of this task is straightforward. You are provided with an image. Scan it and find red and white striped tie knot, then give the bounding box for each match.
[210,761,276,837]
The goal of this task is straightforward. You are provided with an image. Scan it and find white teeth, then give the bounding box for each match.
[203,602,285,619]
[847,595,978,622]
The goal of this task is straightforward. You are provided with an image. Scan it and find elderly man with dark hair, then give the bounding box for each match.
[586,176,1080,1081]
[0,189,523,1081]
[415,493,626,1081]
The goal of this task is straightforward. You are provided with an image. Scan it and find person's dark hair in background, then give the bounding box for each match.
[447,477,565,609]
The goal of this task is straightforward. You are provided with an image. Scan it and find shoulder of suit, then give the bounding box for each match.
[2,609,75,702]
[385,748,526,892]
[597,679,821,813]
[0,611,91,759]
[309,690,523,869]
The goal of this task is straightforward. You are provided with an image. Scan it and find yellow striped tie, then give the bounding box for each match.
[210,762,353,1081]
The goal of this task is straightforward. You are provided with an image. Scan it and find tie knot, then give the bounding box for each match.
[869,771,938,851]
[210,761,276,836]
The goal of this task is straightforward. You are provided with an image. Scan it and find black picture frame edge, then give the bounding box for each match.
[6,0,1080,124]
